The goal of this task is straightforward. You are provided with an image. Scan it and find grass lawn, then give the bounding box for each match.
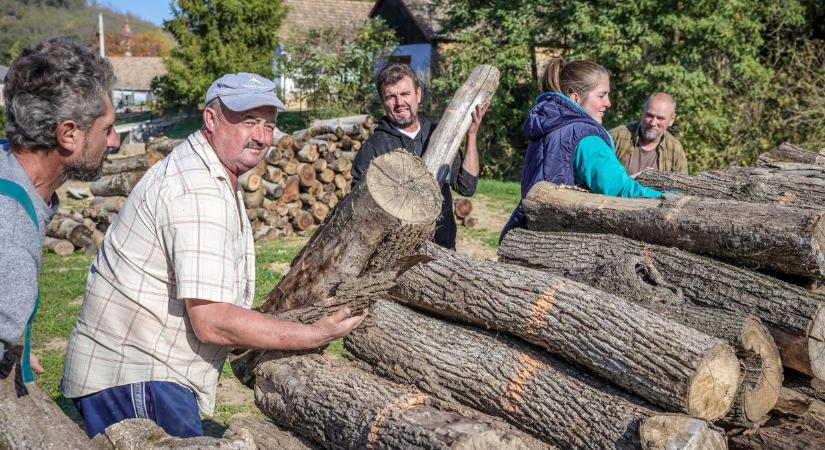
[32,178,520,433]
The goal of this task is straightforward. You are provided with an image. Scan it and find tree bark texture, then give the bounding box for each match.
[43,236,74,256]
[639,415,727,450]
[92,418,255,449]
[522,182,825,279]
[0,350,91,449]
[498,245,782,427]
[101,151,163,176]
[230,266,411,386]
[223,415,319,450]
[754,158,825,179]
[728,387,825,450]
[259,151,442,314]
[253,355,552,450]
[635,167,825,210]
[498,229,825,379]
[771,142,820,164]
[90,171,145,197]
[345,298,658,450]
[47,217,93,248]
[393,244,741,420]
[423,65,499,183]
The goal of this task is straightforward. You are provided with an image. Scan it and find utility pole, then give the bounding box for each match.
[98,13,105,58]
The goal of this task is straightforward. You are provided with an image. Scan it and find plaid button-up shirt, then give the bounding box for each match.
[62,131,255,415]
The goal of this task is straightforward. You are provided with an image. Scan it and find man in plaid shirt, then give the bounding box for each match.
[61,73,367,438]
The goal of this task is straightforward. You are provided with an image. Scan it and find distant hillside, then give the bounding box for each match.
[0,0,170,65]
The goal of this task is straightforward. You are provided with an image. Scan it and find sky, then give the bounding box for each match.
[99,0,173,26]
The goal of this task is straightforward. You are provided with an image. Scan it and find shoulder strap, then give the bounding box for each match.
[0,178,40,231]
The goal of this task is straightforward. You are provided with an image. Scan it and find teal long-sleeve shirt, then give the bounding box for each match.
[573,135,663,198]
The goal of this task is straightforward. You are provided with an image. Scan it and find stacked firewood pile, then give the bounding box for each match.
[240,115,373,240]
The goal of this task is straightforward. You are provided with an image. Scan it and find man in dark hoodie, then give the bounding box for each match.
[351,63,488,249]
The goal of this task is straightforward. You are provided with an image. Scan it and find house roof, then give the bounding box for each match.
[0,65,8,82]
[369,0,451,42]
[107,57,166,91]
[278,0,372,42]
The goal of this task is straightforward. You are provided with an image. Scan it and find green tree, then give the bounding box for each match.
[274,18,398,118]
[152,0,287,113]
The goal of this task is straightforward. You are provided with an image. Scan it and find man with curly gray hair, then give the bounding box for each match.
[0,37,119,384]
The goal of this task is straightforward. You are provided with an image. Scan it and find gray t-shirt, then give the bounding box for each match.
[0,149,58,359]
[626,146,659,178]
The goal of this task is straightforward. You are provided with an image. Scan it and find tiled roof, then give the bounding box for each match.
[279,0,372,42]
[107,57,167,91]
[399,0,447,42]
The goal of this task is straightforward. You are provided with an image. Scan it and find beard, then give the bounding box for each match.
[390,111,418,128]
[641,125,664,142]
[63,140,110,182]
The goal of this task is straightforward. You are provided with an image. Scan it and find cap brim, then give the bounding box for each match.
[219,93,286,111]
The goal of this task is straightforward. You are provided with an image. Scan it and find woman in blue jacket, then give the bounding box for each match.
[501,59,662,239]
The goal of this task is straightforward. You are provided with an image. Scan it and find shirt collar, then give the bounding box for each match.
[189,130,231,181]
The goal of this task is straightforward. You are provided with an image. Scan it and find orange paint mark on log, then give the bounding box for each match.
[525,282,563,335]
[664,195,691,222]
[367,391,430,449]
[642,245,656,265]
[501,353,542,414]
[778,191,797,206]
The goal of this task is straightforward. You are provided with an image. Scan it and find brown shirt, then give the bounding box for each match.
[626,146,659,177]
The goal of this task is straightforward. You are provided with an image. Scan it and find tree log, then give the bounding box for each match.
[94,418,255,449]
[311,202,329,223]
[292,210,313,232]
[223,416,318,450]
[258,151,441,314]
[145,136,182,155]
[260,179,283,199]
[636,167,825,210]
[254,355,552,450]
[393,244,741,420]
[281,176,300,203]
[498,228,825,379]
[43,236,75,256]
[523,182,825,279]
[90,171,145,197]
[297,143,320,162]
[298,163,316,187]
[453,198,472,219]
[728,387,825,449]
[346,299,658,449]
[94,196,126,212]
[501,247,781,427]
[754,158,825,178]
[47,217,93,248]
[102,151,163,176]
[0,349,92,449]
[242,189,264,209]
[306,115,370,136]
[772,142,819,164]
[639,415,727,450]
[423,65,499,183]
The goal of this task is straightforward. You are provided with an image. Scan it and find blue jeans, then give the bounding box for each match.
[72,381,203,438]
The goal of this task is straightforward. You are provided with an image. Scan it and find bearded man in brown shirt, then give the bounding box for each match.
[610,92,689,177]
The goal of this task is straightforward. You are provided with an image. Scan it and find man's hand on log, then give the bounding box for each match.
[311,307,368,345]
[467,101,490,137]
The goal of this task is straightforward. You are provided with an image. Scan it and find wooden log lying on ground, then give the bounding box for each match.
[90,171,145,197]
[523,182,825,279]
[47,216,93,248]
[145,136,182,155]
[258,151,441,314]
[728,387,825,449]
[230,258,425,385]
[639,415,727,450]
[94,196,126,212]
[223,416,318,450]
[423,65,499,182]
[504,246,782,427]
[346,299,658,449]
[43,236,74,256]
[498,229,825,379]
[754,158,825,178]
[91,418,255,449]
[768,142,821,164]
[0,350,92,449]
[102,151,163,176]
[393,244,741,420]
[636,168,825,210]
[254,355,552,450]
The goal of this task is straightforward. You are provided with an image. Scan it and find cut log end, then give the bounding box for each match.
[739,317,784,423]
[365,150,441,224]
[640,414,727,450]
[687,343,740,420]
[807,304,825,380]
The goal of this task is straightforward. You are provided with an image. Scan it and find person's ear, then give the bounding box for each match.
[569,92,582,105]
[668,113,676,127]
[54,120,80,155]
[203,107,218,132]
